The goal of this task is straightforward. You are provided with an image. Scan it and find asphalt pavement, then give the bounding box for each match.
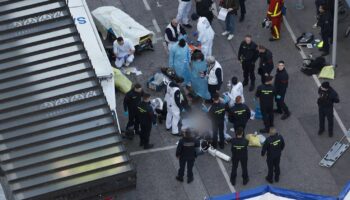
[86,0,350,199]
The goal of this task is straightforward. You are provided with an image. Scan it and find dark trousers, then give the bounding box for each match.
[178,158,195,179]
[275,95,290,114]
[231,157,248,182]
[140,123,152,146]
[239,0,246,16]
[208,84,220,99]
[242,61,255,84]
[260,73,268,84]
[266,157,280,180]
[261,107,274,130]
[126,111,140,134]
[212,122,224,148]
[319,107,334,135]
[321,33,330,53]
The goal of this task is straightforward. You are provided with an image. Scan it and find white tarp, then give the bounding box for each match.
[91,6,155,46]
[68,1,116,113]
[246,193,295,200]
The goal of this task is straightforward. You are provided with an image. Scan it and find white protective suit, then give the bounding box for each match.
[165,83,182,135]
[176,0,192,25]
[197,17,215,58]
[228,82,245,107]
[113,38,135,68]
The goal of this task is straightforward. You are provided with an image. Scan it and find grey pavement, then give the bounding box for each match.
[85,0,350,199]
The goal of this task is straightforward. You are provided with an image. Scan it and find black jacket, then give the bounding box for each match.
[196,0,214,21]
[176,137,200,160]
[238,41,259,63]
[228,103,250,127]
[165,24,186,42]
[317,87,339,109]
[208,102,226,124]
[123,89,143,113]
[274,68,289,96]
[258,49,274,75]
[318,11,333,36]
[137,101,155,125]
[261,133,285,159]
[231,137,249,159]
[256,84,275,109]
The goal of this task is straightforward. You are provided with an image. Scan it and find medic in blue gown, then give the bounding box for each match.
[190,50,211,100]
[169,39,191,85]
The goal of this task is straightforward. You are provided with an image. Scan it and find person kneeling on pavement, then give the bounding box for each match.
[113,36,135,68]
[176,129,200,184]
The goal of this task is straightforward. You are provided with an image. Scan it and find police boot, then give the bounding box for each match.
[176,176,184,182]
[243,80,248,87]
[265,176,273,184]
[144,144,154,149]
[187,177,194,184]
[249,82,255,92]
[230,178,236,186]
[274,176,279,183]
[239,15,245,22]
[243,178,249,185]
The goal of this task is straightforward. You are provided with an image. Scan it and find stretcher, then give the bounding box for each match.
[92,6,155,53]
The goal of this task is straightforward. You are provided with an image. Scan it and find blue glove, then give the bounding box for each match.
[276,95,281,100]
[182,108,186,113]
[124,111,128,116]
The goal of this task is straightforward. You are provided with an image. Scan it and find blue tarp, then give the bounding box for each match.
[207,185,344,200]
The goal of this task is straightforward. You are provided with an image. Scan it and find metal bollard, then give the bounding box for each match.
[295,0,304,10]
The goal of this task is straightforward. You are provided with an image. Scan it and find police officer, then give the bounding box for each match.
[261,127,285,183]
[257,45,274,84]
[228,96,251,133]
[256,76,275,133]
[230,128,249,186]
[238,35,259,91]
[317,5,333,56]
[123,83,143,133]
[137,93,156,149]
[208,93,226,149]
[318,82,339,137]
[274,61,291,120]
[176,129,200,183]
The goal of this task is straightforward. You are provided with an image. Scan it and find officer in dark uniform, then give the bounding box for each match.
[230,128,249,186]
[123,83,143,133]
[176,129,200,183]
[256,76,275,133]
[317,5,333,56]
[238,35,259,91]
[257,45,274,84]
[137,93,155,149]
[318,82,339,137]
[228,96,251,133]
[208,93,226,149]
[261,128,285,183]
[274,61,291,120]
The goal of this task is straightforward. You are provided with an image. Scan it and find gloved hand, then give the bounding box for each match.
[182,109,186,113]
[276,95,281,100]
[124,111,128,116]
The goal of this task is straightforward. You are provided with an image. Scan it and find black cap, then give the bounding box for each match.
[321,81,330,89]
[191,13,199,21]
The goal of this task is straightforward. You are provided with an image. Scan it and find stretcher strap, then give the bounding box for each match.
[235,192,240,200]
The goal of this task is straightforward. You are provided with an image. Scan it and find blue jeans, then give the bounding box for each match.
[225,13,235,34]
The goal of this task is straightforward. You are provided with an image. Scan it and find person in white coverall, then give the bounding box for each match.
[176,0,193,28]
[228,76,245,107]
[165,78,184,136]
[191,13,215,58]
[113,37,135,68]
